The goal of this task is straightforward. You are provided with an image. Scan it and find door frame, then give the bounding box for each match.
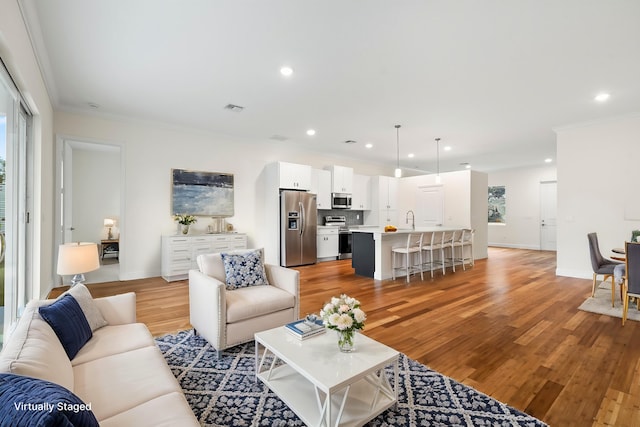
[54,135,126,284]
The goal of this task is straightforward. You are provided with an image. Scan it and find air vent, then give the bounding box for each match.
[224,104,245,112]
[344,140,357,144]
[270,134,289,142]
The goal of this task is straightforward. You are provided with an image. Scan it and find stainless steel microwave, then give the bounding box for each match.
[331,193,352,209]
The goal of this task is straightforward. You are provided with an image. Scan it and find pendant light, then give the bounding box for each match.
[394,125,402,178]
[435,137,441,184]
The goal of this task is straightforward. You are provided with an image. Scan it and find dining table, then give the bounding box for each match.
[612,247,625,262]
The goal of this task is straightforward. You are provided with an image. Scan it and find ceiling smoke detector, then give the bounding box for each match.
[224,104,245,112]
[343,140,357,144]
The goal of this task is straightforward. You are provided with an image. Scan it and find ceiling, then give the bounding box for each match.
[19,0,640,174]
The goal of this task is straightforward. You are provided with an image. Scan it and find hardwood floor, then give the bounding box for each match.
[50,247,640,426]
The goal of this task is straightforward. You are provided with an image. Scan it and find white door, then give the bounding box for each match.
[416,185,444,227]
[540,181,557,251]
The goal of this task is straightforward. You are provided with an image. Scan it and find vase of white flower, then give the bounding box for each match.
[337,329,355,352]
[173,214,197,235]
[320,294,366,353]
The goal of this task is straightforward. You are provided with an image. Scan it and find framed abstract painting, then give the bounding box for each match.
[171,169,234,217]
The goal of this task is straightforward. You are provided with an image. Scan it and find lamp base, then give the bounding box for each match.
[70,273,86,287]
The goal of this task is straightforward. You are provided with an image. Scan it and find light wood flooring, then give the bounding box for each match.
[49,247,640,426]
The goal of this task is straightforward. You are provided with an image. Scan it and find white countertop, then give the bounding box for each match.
[351,226,461,234]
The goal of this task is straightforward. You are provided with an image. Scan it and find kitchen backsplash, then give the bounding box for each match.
[317,209,364,227]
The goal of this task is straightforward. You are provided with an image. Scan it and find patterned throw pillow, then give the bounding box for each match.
[221,249,269,290]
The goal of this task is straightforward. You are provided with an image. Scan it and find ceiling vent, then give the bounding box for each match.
[224,104,245,112]
[270,134,289,142]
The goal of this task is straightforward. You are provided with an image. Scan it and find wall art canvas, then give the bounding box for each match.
[488,185,506,223]
[172,169,234,217]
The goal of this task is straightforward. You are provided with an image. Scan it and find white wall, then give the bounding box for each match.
[54,111,390,282]
[0,0,55,299]
[556,114,640,279]
[72,148,120,243]
[487,165,557,249]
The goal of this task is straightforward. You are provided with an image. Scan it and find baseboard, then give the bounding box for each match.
[488,243,540,250]
[556,268,592,280]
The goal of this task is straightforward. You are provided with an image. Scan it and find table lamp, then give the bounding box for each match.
[57,242,100,287]
[104,218,115,240]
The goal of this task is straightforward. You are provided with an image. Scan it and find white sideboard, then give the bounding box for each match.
[161,233,247,282]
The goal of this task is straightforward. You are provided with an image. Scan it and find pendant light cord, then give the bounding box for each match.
[395,124,401,171]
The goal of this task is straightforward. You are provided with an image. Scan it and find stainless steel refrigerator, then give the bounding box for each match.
[280,190,317,267]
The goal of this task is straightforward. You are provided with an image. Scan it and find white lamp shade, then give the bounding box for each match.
[104,218,115,227]
[394,168,402,178]
[57,242,100,275]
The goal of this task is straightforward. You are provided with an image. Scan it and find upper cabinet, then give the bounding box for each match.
[311,169,332,209]
[327,165,353,194]
[373,175,398,210]
[351,174,371,210]
[278,161,312,190]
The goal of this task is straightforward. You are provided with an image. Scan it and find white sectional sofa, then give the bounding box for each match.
[0,289,199,426]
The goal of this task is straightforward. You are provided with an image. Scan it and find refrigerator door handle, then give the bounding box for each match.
[299,201,304,236]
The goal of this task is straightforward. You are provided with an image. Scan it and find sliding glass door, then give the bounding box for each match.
[0,61,32,346]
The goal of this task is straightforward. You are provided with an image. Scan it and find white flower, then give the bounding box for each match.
[353,308,366,323]
[320,294,366,333]
[328,313,341,327]
[335,314,353,330]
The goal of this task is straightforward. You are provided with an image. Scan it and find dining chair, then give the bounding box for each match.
[587,232,623,307]
[622,241,640,325]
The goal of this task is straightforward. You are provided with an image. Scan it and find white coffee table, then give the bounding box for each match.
[255,326,399,427]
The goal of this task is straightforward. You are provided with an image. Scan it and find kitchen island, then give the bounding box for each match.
[351,227,463,280]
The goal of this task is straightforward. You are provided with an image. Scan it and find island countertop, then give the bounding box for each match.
[351,226,466,280]
[350,226,461,234]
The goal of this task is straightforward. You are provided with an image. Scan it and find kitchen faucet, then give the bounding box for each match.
[406,210,415,230]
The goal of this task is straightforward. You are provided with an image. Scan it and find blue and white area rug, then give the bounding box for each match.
[156,330,546,426]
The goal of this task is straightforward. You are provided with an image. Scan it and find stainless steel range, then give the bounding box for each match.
[324,215,352,259]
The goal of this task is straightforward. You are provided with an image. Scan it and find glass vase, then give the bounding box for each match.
[337,329,355,353]
[181,224,190,235]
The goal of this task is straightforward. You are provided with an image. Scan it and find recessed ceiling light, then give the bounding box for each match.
[465,164,471,169]
[443,146,452,151]
[408,153,415,158]
[306,129,316,136]
[545,158,553,163]
[365,143,373,149]
[280,66,293,77]
[594,93,610,102]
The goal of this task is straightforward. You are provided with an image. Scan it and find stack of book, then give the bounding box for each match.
[284,319,326,340]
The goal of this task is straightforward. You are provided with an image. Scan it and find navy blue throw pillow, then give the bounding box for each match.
[0,373,99,427]
[39,294,92,360]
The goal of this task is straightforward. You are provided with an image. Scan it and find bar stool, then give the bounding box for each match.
[451,228,474,270]
[423,230,446,276]
[392,233,424,283]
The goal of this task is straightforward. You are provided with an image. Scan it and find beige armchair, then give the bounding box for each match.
[188,250,299,357]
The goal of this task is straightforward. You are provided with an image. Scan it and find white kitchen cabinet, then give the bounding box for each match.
[364,176,399,226]
[351,174,371,210]
[311,169,332,209]
[161,233,247,281]
[327,165,353,194]
[317,227,339,260]
[278,161,312,190]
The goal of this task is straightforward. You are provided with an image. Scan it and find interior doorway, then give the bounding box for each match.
[540,181,557,251]
[56,138,123,284]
